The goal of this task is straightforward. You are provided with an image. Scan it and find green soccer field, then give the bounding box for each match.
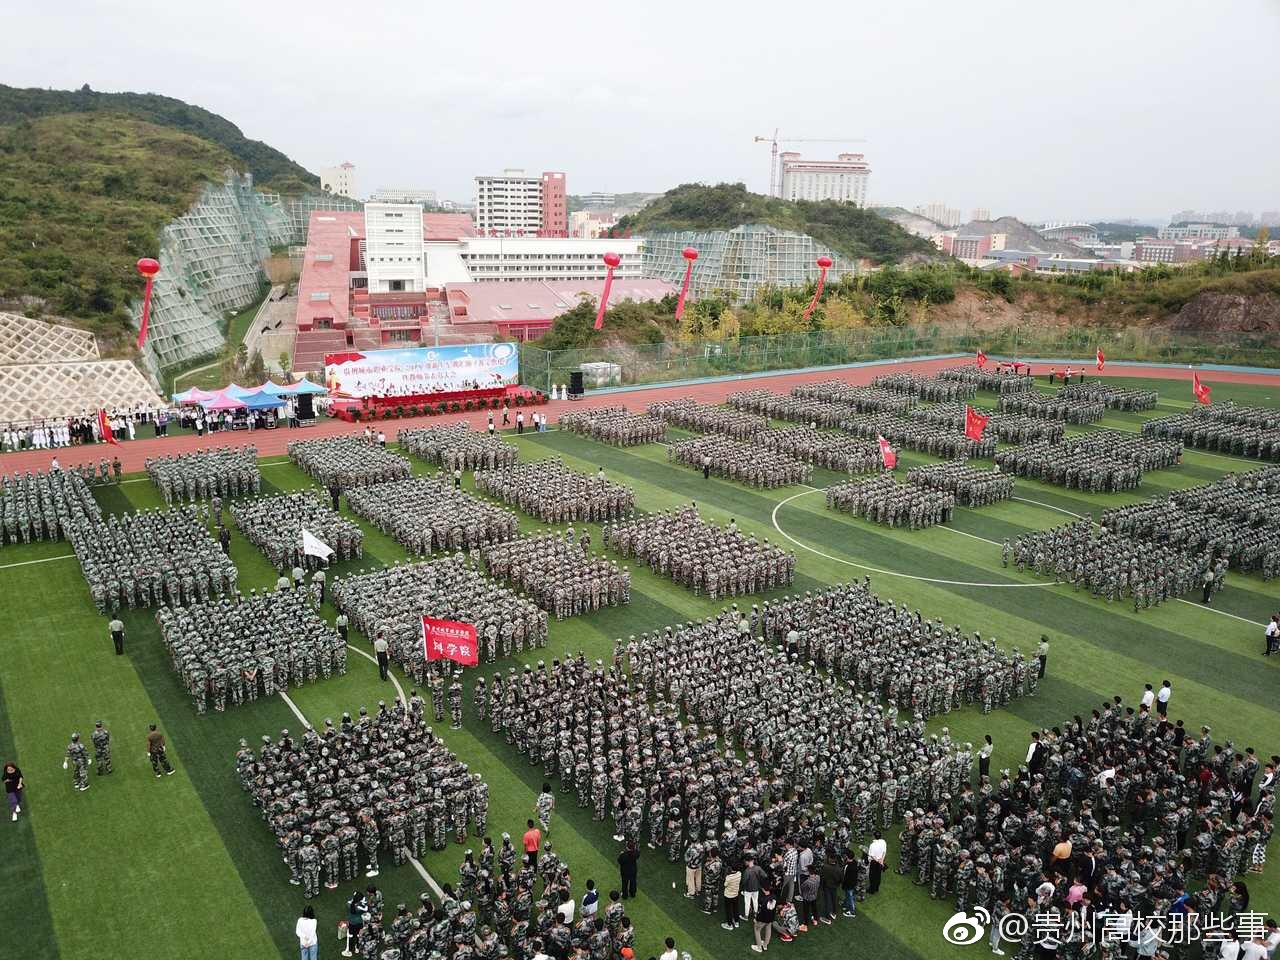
[2,374,1277,960]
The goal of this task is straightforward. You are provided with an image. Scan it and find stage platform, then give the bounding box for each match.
[327,384,543,422]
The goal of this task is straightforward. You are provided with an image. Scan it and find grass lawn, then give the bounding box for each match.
[1,374,1277,960]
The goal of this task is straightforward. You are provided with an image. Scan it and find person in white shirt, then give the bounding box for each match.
[1265,616,1278,657]
[1262,919,1279,959]
[1241,934,1269,960]
[556,889,575,924]
[1140,684,1155,711]
[659,937,679,960]
[1156,680,1172,718]
[296,906,319,960]
[867,832,887,895]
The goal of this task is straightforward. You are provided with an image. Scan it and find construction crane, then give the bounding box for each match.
[753,131,868,198]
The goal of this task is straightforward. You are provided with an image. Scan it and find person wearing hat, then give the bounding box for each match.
[91,720,113,776]
[63,732,91,791]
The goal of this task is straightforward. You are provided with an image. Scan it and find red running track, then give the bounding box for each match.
[3,357,1278,476]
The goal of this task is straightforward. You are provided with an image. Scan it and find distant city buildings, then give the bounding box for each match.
[581,192,617,209]
[369,187,438,207]
[474,169,567,237]
[1156,222,1240,240]
[1170,209,1279,227]
[970,208,991,223]
[569,209,618,239]
[319,162,358,199]
[913,202,961,228]
[779,152,870,206]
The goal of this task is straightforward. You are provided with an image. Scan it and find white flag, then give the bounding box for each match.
[301,528,334,560]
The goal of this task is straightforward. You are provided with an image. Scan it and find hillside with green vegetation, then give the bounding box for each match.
[0,84,317,193]
[614,182,939,264]
[531,248,1280,360]
[0,111,242,337]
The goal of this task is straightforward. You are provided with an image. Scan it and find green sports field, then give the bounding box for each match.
[2,374,1277,960]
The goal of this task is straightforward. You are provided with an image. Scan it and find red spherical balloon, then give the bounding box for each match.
[682,247,699,262]
[136,257,161,278]
[816,255,833,269]
[602,252,621,268]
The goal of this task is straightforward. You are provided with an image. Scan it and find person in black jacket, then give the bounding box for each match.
[617,840,639,899]
[752,885,777,953]
[841,848,860,918]
[819,856,843,923]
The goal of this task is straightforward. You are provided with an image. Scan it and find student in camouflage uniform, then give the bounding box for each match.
[559,407,667,447]
[63,732,91,791]
[91,720,113,776]
[603,505,795,598]
[345,478,518,558]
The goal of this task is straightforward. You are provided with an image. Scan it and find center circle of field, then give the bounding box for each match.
[770,487,1051,589]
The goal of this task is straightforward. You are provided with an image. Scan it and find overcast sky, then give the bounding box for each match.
[5,0,1277,222]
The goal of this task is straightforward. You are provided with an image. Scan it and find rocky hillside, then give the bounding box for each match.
[954,216,1086,256]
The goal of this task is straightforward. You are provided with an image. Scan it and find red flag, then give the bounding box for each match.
[976,349,987,369]
[421,616,478,667]
[1096,347,1105,371]
[964,405,990,441]
[97,408,119,446]
[1193,372,1212,404]
[877,434,897,470]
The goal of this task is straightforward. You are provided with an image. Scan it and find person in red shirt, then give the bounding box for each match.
[523,819,542,869]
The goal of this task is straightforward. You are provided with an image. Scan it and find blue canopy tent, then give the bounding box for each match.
[241,391,287,411]
[223,383,261,399]
[283,379,328,395]
[256,381,291,397]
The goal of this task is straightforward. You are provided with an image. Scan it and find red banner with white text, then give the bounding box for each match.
[421,617,479,667]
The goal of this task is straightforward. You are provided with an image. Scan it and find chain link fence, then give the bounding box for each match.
[519,326,1280,393]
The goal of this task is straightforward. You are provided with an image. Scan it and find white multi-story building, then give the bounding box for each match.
[475,169,544,235]
[913,201,962,228]
[319,162,358,199]
[581,192,617,209]
[364,202,426,293]
[452,237,643,282]
[1157,222,1241,240]
[779,152,871,206]
[369,187,438,206]
[971,208,991,223]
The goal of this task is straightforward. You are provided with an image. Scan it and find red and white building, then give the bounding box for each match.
[291,209,666,371]
[475,169,568,237]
